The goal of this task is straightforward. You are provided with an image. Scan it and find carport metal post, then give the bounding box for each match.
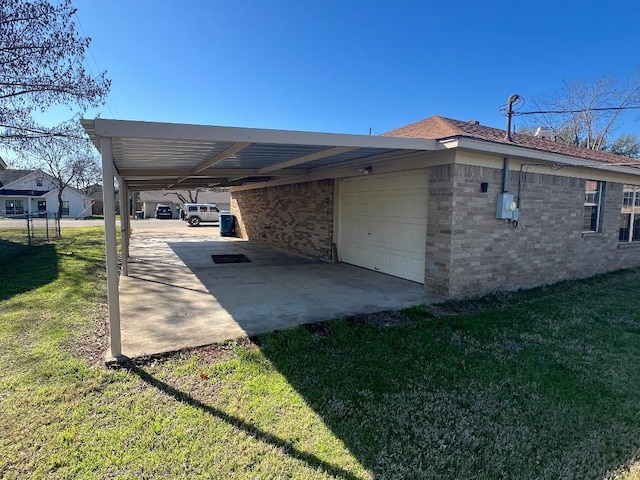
[117,176,129,276]
[124,183,131,267]
[101,137,122,358]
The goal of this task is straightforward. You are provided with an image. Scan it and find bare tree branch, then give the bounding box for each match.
[21,129,99,218]
[521,71,640,153]
[0,0,110,148]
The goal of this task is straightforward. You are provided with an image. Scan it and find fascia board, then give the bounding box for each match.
[446,138,640,177]
[86,118,441,152]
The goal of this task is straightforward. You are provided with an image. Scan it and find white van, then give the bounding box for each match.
[182,203,220,226]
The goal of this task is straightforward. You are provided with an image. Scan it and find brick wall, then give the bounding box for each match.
[231,165,640,299]
[424,164,455,295]
[230,180,334,260]
[440,164,640,297]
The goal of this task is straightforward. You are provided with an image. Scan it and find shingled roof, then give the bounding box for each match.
[0,169,35,188]
[383,115,640,166]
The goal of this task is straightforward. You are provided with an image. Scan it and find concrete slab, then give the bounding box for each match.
[116,220,442,358]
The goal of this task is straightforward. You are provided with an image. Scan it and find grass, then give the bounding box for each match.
[2,227,640,478]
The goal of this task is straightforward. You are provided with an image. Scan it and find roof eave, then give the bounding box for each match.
[442,138,640,176]
[83,118,441,152]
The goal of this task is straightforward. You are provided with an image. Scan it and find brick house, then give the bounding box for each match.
[84,116,640,358]
[83,115,640,301]
[229,116,640,298]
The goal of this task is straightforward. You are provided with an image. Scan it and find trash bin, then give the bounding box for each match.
[137,211,144,219]
[220,213,235,236]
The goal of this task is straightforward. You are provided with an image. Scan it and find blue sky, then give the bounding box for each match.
[54,0,640,136]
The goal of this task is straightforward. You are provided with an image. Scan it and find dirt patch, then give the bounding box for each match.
[302,322,331,338]
[346,310,413,328]
[110,336,263,368]
[425,292,513,318]
[423,305,461,318]
[68,302,110,368]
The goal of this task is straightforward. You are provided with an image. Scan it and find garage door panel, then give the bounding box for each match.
[339,171,428,283]
[343,178,374,193]
[341,244,369,266]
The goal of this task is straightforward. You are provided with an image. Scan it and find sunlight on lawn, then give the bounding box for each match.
[2,227,640,479]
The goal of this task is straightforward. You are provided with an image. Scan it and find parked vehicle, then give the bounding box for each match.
[155,204,173,219]
[183,203,220,226]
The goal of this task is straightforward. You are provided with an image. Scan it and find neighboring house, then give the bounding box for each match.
[86,184,120,215]
[230,115,640,298]
[140,190,230,219]
[0,169,92,218]
[0,157,6,171]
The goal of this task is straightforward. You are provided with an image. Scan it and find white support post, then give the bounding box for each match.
[101,137,122,359]
[125,183,131,263]
[126,188,132,261]
[118,177,129,276]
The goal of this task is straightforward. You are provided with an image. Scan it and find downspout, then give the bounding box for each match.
[502,157,509,193]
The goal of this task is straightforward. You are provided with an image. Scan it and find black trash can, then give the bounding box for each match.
[220,213,235,236]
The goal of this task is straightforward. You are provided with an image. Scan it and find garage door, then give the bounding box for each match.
[339,171,428,283]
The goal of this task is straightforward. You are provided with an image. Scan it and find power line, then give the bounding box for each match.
[74,10,120,118]
[513,105,640,116]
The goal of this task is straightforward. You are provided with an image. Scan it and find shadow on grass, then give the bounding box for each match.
[253,276,640,479]
[128,363,360,480]
[0,240,59,301]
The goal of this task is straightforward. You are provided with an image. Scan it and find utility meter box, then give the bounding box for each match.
[496,193,519,221]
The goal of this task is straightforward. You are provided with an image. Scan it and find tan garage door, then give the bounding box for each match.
[338,171,428,283]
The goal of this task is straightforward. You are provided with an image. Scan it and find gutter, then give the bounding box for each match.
[441,137,640,177]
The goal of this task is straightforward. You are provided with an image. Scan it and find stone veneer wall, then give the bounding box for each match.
[230,179,334,260]
[438,163,640,298]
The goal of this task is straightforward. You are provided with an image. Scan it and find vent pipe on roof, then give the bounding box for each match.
[534,127,554,140]
[504,94,520,142]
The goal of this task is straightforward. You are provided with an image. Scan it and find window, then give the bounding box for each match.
[619,185,640,243]
[61,201,69,216]
[188,205,197,212]
[36,177,43,187]
[5,199,24,215]
[583,180,604,232]
[200,206,209,213]
[37,200,46,212]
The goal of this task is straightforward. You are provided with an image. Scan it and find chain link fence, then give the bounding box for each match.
[0,214,61,265]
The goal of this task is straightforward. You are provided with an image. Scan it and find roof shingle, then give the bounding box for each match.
[0,169,34,188]
[382,115,640,166]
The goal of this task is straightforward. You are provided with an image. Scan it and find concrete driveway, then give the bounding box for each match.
[117,219,442,358]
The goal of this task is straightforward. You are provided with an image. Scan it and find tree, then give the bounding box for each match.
[165,189,202,204]
[521,72,640,153]
[604,134,640,158]
[23,133,97,218]
[0,0,110,146]
[71,154,102,193]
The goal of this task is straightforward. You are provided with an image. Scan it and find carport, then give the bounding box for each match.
[81,118,441,360]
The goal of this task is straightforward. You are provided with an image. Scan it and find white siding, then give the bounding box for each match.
[44,190,91,218]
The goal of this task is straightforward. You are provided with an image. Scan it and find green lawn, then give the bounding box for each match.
[1,227,640,479]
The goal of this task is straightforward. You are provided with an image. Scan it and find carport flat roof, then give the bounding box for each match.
[81,118,441,190]
[83,118,442,360]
